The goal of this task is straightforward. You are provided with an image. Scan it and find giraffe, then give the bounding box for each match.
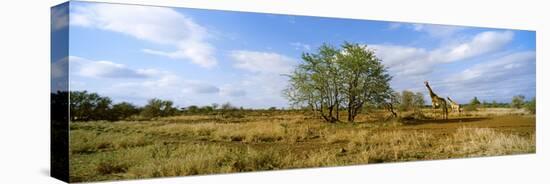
[446,96,462,115]
[424,81,448,120]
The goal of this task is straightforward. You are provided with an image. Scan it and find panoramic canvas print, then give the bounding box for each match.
[51,1,536,183]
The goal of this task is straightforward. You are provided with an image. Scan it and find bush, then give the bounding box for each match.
[219,102,244,119]
[110,102,140,121]
[511,95,525,109]
[466,97,481,111]
[397,90,424,112]
[141,98,178,119]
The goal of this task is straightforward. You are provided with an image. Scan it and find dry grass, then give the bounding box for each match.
[69,108,535,182]
[442,127,535,157]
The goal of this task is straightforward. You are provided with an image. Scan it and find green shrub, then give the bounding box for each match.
[141,98,178,119]
[524,97,536,114]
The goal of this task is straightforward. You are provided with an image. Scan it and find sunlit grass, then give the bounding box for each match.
[69,108,535,182]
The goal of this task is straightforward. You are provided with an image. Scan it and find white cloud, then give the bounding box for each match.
[370,45,431,76]
[430,31,514,62]
[219,85,247,97]
[370,30,514,79]
[415,51,535,104]
[96,71,224,106]
[230,50,295,74]
[182,81,220,94]
[226,50,297,107]
[368,30,518,103]
[68,56,246,106]
[69,56,154,79]
[446,51,535,86]
[193,85,220,94]
[411,24,464,38]
[71,3,217,68]
[290,42,311,51]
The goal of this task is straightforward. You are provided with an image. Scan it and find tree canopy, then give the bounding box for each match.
[284,42,393,123]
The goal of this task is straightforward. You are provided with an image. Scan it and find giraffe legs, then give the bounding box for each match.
[443,106,448,120]
[434,106,447,120]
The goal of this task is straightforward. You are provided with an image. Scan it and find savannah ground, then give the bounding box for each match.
[69,108,535,182]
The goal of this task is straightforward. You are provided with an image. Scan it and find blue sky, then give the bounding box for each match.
[51,1,535,108]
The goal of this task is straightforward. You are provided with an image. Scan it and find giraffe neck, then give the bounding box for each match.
[426,84,437,98]
[447,97,456,104]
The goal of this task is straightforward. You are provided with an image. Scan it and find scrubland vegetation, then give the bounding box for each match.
[69,108,535,182]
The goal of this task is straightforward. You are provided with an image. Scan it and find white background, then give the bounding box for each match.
[0,0,547,183]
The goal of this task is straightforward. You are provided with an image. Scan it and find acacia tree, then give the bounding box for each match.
[284,42,393,123]
[285,44,342,122]
[338,42,392,122]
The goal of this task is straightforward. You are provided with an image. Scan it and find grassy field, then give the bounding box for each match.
[69,108,535,182]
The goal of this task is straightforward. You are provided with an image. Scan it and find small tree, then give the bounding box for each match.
[511,95,525,109]
[211,103,219,110]
[219,102,243,118]
[221,102,236,111]
[466,96,481,111]
[412,92,425,112]
[397,91,424,112]
[400,90,415,111]
[384,91,401,118]
[141,98,177,119]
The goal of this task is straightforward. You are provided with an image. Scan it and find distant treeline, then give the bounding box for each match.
[463,95,535,113]
[51,91,284,122]
[50,90,535,122]
[388,90,535,114]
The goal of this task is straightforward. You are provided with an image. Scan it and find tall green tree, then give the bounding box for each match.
[285,44,342,122]
[338,42,393,122]
[284,42,392,123]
